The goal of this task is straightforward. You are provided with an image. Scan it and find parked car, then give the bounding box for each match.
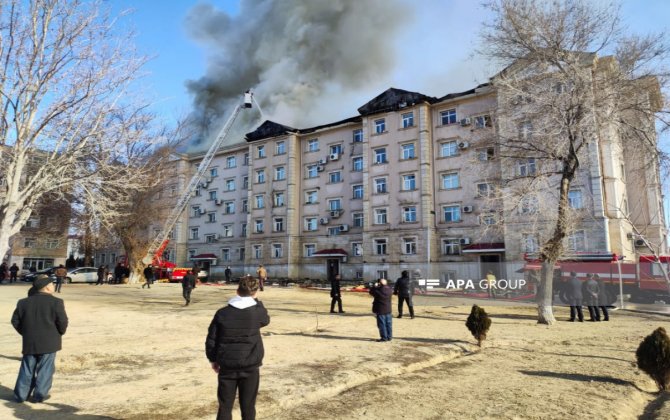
[50,267,99,283]
[21,267,56,282]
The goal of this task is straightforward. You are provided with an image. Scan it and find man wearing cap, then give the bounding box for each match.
[369,278,393,342]
[11,275,68,403]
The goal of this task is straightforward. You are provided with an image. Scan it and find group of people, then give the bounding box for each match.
[563,272,610,322]
[0,262,21,283]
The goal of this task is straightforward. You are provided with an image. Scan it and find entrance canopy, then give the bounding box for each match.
[462,242,505,254]
[191,254,218,261]
[311,248,348,258]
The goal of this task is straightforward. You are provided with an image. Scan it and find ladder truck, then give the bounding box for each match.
[141,91,254,270]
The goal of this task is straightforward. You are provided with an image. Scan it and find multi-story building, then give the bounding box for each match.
[182,58,665,283]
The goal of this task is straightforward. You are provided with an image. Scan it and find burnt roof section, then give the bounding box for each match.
[357,88,438,116]
[299,115,362,135]
[245,120,298,142]
[437,83,491,102]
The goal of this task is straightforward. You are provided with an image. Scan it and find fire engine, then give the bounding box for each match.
[524,253,670,304]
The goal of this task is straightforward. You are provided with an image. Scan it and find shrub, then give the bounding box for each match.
[636,327,670,391]
[466,304,491,347]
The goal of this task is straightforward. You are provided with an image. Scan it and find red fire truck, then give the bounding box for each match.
[524,253,670,304]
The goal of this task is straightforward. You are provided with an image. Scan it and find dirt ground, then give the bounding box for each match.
[0,281,668,420]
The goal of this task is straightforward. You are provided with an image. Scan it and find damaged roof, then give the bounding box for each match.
[245,120,298,142]
[357,88,438,116]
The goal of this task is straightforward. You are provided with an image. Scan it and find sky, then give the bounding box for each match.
[107,0,670,128]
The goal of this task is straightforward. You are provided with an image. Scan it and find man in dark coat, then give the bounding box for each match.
[96,265,105,285]
[206,276,270,420]
[9,263,19,283]
[369,278,393,342]
[567,272,584,322]
[394,270,415,319]
[224,266,232,284]
[330,274,344,313]
[54,264,67,293]
[142,264,154,289]
[595,274,610,321]
[182,269,197,306]
[11,275,68,403]
[583,273,600,321]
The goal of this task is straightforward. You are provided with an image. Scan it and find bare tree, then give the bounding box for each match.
[479,0,670,324]
[0,0,170,261]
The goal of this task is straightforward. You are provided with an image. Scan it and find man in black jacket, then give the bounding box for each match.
[206,276,270,420]
[369,278,393,342]
[394,270,415,319]
[182,269,197,306]
[330,274,344,313]
[142,264,154,289]
[567,272,584,322]
[11,275,68,403]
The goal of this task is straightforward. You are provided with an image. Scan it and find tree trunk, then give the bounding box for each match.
[537,261,556,324]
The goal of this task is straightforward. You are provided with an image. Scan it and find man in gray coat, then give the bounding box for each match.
[567,272,584,322]
[11,275,68,403]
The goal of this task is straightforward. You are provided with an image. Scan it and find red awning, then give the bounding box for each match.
[191,254,218,260]
[312,248,348,257]
[462,242,506,254]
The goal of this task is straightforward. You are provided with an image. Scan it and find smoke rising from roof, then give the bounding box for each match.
[184,0,407,150]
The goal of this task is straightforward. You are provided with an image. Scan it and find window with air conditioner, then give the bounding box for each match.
[443,205,461,222]
[305,218,318,231]
[474,115,492,129]
[328,227,340,236]
[442,238,461,255]
[441,141,458,157]
[329,144,343,155]
[307,165,318,178]
[329,199,342,211]
[440,109,457,125]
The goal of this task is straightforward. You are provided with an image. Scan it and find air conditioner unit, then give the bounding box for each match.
[635,239,646,247]
[458,141,470,149]
[215,199,223,205]
[319,158,328,165]
[320,217,330,225]
[329,153,340,161]
[462,205,474,213]
[460,237,471,245]
[459,117,471,126]
[316,165,324,172]
[339,224,349,232]
[330,209,342,218]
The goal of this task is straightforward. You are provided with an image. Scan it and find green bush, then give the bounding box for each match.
[466,304,491,347]
[636,327,670,391]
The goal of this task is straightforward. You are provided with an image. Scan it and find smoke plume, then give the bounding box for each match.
[184,0,407,150]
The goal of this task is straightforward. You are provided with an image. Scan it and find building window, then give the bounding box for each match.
[374,148,387,164]
[476,183,494,197]
[225,179,235,191]
[441,141,458,157]
[568,190,583,209]
[375,119,386,134]
[239,247,245,261]
[207,212,216,223]
[374,208,388,224]
[305,218,318,231]
[401,143,415,160]
[403,238,417,254]
[307,138,319,152]
[194,187,201,197]
[441,173,460,189]
[480,213,496,225]
[353,212,364,228]
[353,129,363,142]
[241,223,247,237]
[275,166,286,181]
[244,153,250,166]
[402,206,417,223]
[519,196,539,214]
[272,243,283,258]
[242,200,248,213]
[209,190,217,201]
[274,218,284,232]
[257,145,266,158]
[307,165,318,178]
[226,156,236,168]
[352,242,363,256]
[26,218,40,228]
[242,176,249,189]
[210,168,218,177]
[256,169,266,183]
[567,230,586,252]
[170,185,177,197]
[329,144,343,155]
[442,238,461,255]
[440,109,457,125]
[255,195,265,209]
[329,171,342,183]
[477,147,495,161]
[376,270,388,280]
[274,192,285,207]
[191,206,201,217]
[305,244,316,257]
[276,141,286,155]
[474,114,492,129]
[374,239,388,255]
[402,112,414,128]
[352,184,364,199]
[254,220,264,233]
[305,190,318,204]
[221,248,231,262]
[522,233,539,253]
[443,205,461,222]
[206,234,217,243]
[222,225,233,237]
[188,249,196,260]
[374,177,387,194]
[328,227,340,236]
[328,199,342,211]
[253,245,262,259]
[402,174,416,191]
[189,228,199,240]
[517,158,536,176]
[519,121,533,141]
[353,156,363,172]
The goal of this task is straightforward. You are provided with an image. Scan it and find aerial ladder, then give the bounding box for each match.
[142,91,254,265]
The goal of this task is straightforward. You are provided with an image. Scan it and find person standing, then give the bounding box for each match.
[0,262,7,284]
[182,269,197,306]
[9,263,19,283]
[224,266,232,284]
[567,272,584,322]
[54,265,67,293]
[486,270,497,299]
[595,274,610,321]
[369,278,393,342]
[256,264,267,292]
[330,274,344,314]
[11,275,68,403]
[96,265,105,286]
[113,263,124,284]
[206,276,270,420]
[142,264,154,289]
[394,270,415,319]
[583,273,600,321]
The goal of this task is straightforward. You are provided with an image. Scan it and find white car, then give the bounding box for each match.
[51,267,99,283]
